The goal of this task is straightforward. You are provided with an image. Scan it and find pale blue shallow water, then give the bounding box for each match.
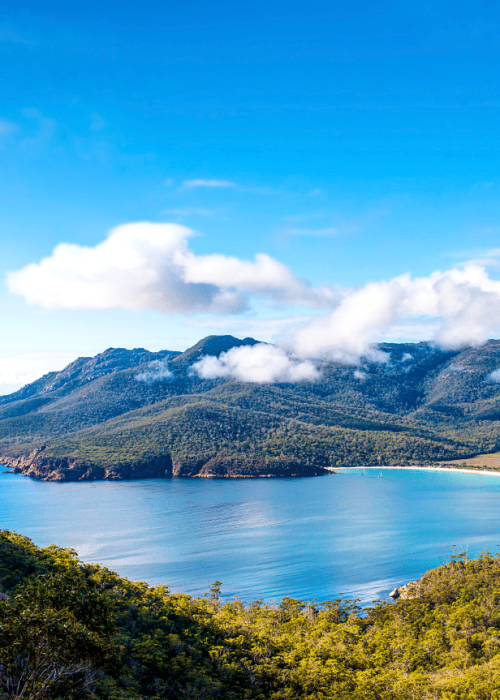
[1,468,500,604]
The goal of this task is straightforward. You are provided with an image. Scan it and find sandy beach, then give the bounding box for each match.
[334,465,500,477]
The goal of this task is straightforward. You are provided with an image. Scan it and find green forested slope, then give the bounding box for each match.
[2,336,500,479]
[2,530,500,699]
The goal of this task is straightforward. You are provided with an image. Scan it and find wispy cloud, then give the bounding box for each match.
[487,368,500,383]
[452,246,500,268]
[0,119,17,137]
[182,179,236,189]
[89,112,106,132]
[136,359,173,383]
[163,207,215,218]
[21,108,56,149]
[0,118,18,149]
[0,25,32,45]
[448,241,500,266]
[286,227,340,237]
[278,206,390,242]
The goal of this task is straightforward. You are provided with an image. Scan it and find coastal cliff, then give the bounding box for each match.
[1,448,173,481]
[1,447,330,480]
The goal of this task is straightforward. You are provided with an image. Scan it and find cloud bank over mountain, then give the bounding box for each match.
[290,264,500,364]
[7,222,500,381]
[135,359,173,383]
[192,343,319,383]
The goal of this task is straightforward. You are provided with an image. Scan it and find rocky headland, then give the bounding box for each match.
[1,446,330,481]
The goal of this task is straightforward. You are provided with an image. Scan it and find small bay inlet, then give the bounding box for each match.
[2,467,500,603]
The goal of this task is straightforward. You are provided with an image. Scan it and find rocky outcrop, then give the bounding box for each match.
[1,448,174,481]
[2,449,330,481]
[389,578,422,600]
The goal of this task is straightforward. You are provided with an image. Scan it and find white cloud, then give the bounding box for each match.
[6,222,335,315]
[8,222,500,382]
[487,369,500,383]
[192,261,500,384]
[289,264,500,364]
[176,247,337,309]
[182,179,236,189]
[135,359,173,383]
[290,279,398,364]
[192,344,320,383]
[191,259,500,382]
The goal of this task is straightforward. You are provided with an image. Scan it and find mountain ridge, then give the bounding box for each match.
[2,335,500,480]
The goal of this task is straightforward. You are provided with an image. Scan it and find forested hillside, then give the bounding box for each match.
[3,336,500,479]
[2,529,500,699]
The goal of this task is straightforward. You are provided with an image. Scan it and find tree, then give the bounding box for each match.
[0,569,117,700]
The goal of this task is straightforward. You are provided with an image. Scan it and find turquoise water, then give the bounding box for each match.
[1,468,500,603]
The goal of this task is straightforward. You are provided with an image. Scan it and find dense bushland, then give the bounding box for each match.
[2,530,500,699]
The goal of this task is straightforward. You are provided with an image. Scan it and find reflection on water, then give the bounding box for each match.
[1,468,500,603]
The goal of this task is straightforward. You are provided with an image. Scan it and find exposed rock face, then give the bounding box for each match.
[398,579,422,599]
[1,448,174,481]
[389,578,422,600]
[1,449,329,481]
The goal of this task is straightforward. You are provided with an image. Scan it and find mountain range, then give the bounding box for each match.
[2,335,500,480]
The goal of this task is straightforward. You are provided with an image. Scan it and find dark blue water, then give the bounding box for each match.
[1,468,500,603]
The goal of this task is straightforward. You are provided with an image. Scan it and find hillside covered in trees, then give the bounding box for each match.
[3,335,500,479]
[2,529,500,699]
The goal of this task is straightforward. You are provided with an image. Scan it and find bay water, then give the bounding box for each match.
[1,467,500,603]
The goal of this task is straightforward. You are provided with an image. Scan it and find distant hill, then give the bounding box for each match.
[3,335,500,480]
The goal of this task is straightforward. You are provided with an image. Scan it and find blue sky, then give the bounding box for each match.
[2,0,500,391]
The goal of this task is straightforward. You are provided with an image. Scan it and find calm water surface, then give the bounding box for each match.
[1,468,500,603]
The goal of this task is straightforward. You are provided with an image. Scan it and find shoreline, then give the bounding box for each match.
[334,465,500,477]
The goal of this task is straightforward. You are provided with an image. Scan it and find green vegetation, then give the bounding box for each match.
[2,530,500,698]
[3,336,500,478]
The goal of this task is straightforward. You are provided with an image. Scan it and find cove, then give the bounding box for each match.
[1,467,500,603]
